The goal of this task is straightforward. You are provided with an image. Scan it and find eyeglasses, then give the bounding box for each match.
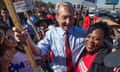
[5,35,15,40]
[1,11,6,14]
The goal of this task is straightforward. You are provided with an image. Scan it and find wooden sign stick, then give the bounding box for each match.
[24,12,40,40]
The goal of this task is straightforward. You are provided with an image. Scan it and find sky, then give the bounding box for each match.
[42,0,120,8]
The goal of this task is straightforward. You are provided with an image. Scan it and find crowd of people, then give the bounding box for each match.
[0,1,120,72]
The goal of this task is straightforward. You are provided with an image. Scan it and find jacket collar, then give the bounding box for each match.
[93,47,110,64]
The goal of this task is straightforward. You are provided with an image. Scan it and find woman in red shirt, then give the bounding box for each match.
[77,22,114,72]
[82,11,91,30]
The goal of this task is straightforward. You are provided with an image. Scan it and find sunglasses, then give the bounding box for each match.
[5,35,15,40]
[1,11,6,14]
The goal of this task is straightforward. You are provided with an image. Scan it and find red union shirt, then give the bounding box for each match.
[76,52,98,72]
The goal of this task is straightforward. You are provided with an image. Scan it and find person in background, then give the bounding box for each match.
[76,22,118,72]
[110,16,120,50]
[35,19,48,41]
[36,10,46,20]
[47,19,56,30]
[46,12,57,26]
[95,18,120,51]
[111,25,120,49]
[73,11,80,27]
[35,19,55,71]
[82,10,91,30]
[0,8,14,28]
[26,11,38,40]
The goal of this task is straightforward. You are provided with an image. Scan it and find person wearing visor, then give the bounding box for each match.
[95,18,120,51]
[104,24,120,72]
[111,25,120,50]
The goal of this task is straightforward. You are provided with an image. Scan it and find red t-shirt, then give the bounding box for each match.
[82,16,91,30]
[76,52,98,72]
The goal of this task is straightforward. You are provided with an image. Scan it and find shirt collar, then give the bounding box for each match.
[56,27,74,36]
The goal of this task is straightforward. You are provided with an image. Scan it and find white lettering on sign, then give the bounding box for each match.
[13,0,34,13]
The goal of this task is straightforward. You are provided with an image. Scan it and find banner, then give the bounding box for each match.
[105,0,119,5]
[82,0,97,7]
[13,0,34,13]
[84,0,96,3]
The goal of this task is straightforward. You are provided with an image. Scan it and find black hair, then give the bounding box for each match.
[0,27,25,57]
[35,19,48,26]
[0,8,7,12]
[87,21,111,38]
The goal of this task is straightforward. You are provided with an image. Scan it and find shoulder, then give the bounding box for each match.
[72,26,87,37]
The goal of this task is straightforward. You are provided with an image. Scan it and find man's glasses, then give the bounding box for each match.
[5,35,15,40]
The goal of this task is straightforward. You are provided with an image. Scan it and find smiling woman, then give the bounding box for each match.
[76,21,114,72]
[86,22,111,53]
